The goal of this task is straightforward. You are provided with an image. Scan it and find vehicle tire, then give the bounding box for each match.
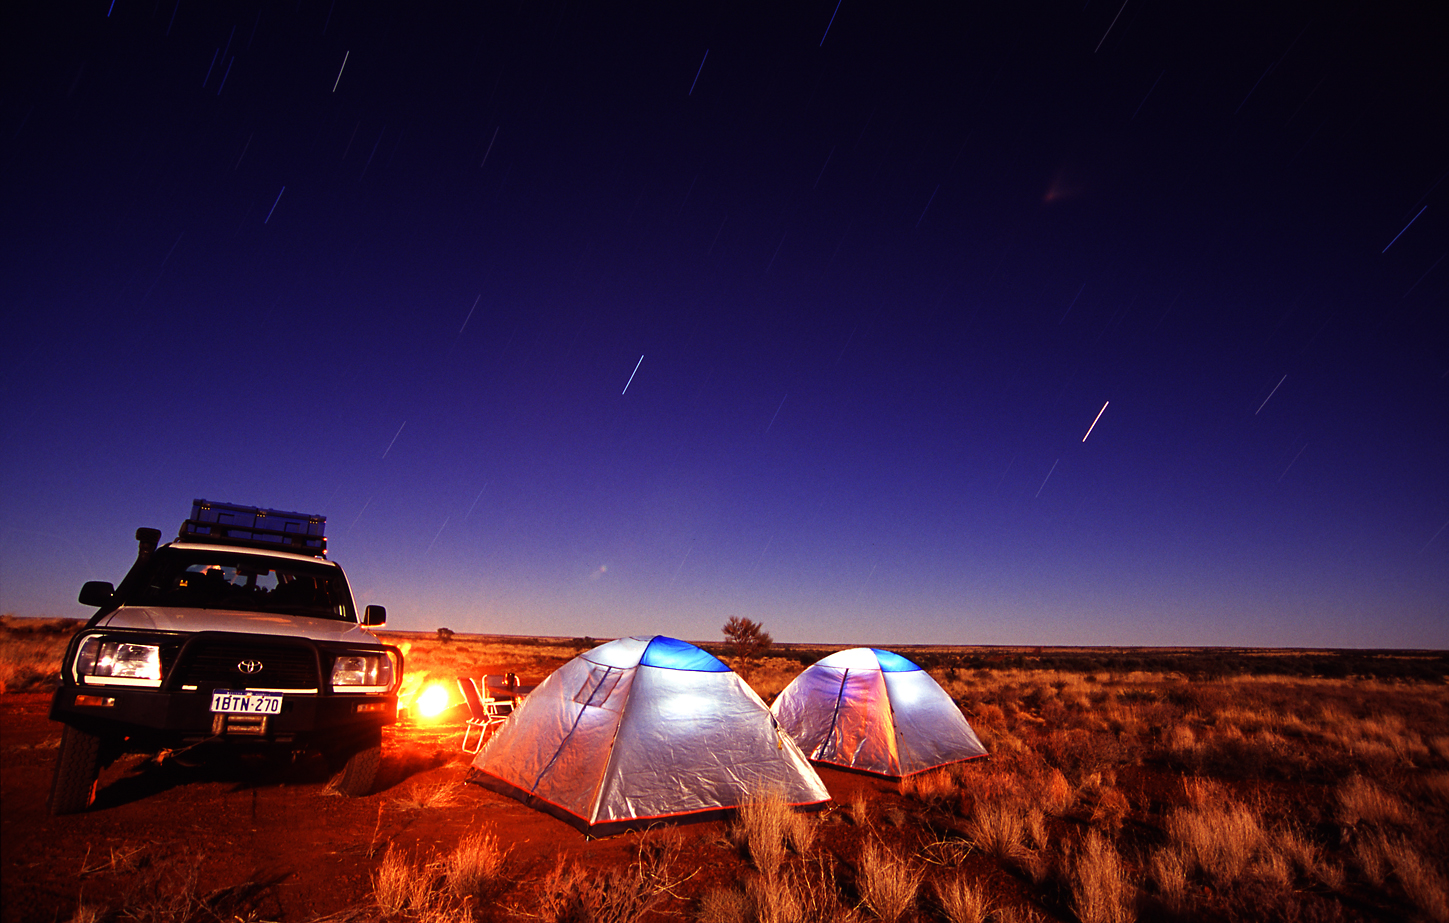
[326,730,382,797]
[48,724,103,815]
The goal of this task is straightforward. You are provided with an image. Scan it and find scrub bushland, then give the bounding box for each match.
[0,614,81,693]
[18,634,1449,923]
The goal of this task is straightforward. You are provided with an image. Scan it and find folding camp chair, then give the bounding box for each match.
[457,677,511,754]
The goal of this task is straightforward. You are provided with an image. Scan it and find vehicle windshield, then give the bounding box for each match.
[130,549,356,622]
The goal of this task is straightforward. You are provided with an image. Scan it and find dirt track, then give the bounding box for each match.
[1,692,913,923]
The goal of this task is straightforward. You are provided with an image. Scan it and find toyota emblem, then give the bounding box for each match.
[237,659,264,674]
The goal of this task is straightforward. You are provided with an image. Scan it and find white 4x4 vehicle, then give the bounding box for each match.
[48,500,403,814]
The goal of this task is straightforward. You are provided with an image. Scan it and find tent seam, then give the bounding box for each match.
[528,664,617,794]
[587,657,647,825]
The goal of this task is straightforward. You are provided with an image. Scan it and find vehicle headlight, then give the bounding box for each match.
[331,653,393,689]
[76,637,162,683]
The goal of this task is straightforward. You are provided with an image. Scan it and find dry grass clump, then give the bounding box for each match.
[1430,736,1449,764]
[1358,714,1432,766]
[374,829,512,920]
[1165,725,1200,766]
[900,768,956,804]
[1069,831,1136,923]
[1272,825,1343,889]
[102,847,282,923]
[394,780,464,811]
[1335,775,1412,827]
[698,855,858,923]
[1147,848,1190,915]
[373,844,423,917]
[539,862,664,923]
[1076,773,1130,833]
[856,841,922,922]
[1386,841,1449,923]
[932,875,993,923]
[962,800,1027,863]
[730,792,815,876]
[1163,798,1267,888]
[66,904,103,923]
[1040,767,1074,815]
[1353,833,1449,920]
[539,835,686,923]
[1421,772,1449,807]
[444,829,510,903]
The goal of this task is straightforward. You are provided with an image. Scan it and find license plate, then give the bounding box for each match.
[210,690,283,714]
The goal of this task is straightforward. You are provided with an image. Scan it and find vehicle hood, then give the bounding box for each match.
[97,606,381,645]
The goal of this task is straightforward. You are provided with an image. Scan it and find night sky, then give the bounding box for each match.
[2,1,1445,648]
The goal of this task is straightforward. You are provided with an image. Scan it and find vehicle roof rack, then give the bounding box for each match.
[177,499,327,556]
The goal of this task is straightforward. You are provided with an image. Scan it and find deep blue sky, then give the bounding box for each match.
[2,0,1445,647]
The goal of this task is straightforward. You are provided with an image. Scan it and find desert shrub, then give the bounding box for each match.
[1069,831,1136,923]
[723,617,773,660]
[1117,688,1158,705]
[1042,727,1126,778]
[856,842,922,922]
[932,874,993,923]
[971,703,1007,728]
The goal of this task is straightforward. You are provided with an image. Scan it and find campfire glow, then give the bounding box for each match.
[416,683,451,718]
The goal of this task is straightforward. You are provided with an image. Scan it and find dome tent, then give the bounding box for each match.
[771,648,987,778]
[469,635,829,835]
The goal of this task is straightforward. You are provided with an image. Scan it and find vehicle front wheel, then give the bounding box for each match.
[326,730,382,797]
[48,724,103,815]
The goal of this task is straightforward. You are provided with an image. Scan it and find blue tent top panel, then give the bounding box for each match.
[640,636,731,672]
[870,648,922,672]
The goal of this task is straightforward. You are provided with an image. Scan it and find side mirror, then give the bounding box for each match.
[363,605,387,627]
[79,581,116,608]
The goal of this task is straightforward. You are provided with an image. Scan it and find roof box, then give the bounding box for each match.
[178,499,327,555]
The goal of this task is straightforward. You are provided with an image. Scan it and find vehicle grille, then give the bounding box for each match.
[170,640,320,689]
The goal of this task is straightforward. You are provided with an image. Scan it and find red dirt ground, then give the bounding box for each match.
[4,691,1003,923]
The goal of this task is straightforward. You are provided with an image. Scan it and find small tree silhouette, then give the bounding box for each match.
[437,627,455,643]
[722,617,773,660]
